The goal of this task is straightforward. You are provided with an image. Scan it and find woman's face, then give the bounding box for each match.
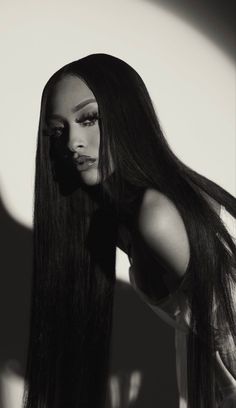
[46,74,112,186]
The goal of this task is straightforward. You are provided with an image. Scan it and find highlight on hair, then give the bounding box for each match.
[23,53,236,408]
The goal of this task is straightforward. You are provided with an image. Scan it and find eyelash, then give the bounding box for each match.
[46,112,99,138]
[77,111,99,127]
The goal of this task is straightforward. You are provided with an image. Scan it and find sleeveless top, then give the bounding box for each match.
[128,205,236,407]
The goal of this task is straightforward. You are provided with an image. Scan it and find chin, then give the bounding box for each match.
[79,169,101,186]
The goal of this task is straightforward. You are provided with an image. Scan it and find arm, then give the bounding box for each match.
[137,188,236,395]
[137,188,190,287]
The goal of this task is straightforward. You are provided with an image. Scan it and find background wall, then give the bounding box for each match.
[0,0,235,406]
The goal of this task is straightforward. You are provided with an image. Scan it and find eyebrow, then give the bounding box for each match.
[72,98,97,113]
[48,98,97,121]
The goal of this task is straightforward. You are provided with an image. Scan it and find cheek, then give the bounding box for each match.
[88,126,100,150]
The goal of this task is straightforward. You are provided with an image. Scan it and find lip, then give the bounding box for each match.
[73,155,97,171]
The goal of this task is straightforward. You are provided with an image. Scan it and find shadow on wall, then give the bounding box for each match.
[0,192,178,407]
[0,195,32,408]
[146,0,236,62]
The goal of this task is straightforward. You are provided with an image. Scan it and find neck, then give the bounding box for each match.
[82,176,145,225]
[81,181,115,208]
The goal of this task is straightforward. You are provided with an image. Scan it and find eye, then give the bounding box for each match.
[77,112,99,127]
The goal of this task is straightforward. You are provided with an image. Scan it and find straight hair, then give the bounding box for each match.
[23,54,236,407]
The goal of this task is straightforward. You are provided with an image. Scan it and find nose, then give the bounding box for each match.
[67,127,86,155]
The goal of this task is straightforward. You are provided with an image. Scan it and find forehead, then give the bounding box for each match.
[47,75,96,113]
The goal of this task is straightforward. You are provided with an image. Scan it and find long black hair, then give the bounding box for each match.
[23,53,236,408]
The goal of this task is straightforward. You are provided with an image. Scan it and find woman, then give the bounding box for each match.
[23,53,236,408]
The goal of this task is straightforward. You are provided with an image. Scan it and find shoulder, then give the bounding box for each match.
[138,188,179,229]
[136,188,190,279]
[137,188,186,239]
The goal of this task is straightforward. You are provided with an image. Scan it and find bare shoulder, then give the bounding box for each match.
[137,188,184,236]
[136,188,191,279]
[134,188,222,283]
[138,188,221,230]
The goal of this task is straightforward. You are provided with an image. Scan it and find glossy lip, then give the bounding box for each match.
[73,155,98,171]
